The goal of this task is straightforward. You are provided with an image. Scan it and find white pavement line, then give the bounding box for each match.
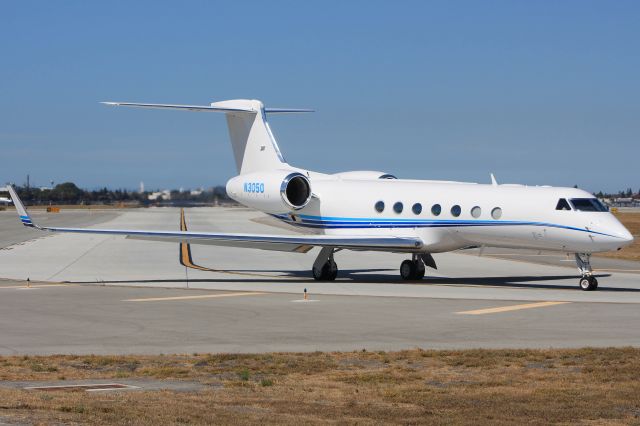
[0,284,73,290]
[457,301,571,315]
[123,291,266,302]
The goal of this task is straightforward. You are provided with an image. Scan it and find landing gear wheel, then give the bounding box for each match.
[328,261,338,280]
[400,260,416,280]
[313,260,338,281]
[579,276,598,291]
[414,262,425,280]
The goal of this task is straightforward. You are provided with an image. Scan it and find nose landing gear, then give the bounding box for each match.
[575,253,598,291]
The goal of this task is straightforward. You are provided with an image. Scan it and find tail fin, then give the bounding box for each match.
[102,99,312,174]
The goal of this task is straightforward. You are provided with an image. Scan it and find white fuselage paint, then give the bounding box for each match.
[229,171,633,254]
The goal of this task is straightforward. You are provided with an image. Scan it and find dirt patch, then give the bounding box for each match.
[597,212,640,261]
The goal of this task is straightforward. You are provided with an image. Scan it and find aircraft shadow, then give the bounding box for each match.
[67,271,640,292]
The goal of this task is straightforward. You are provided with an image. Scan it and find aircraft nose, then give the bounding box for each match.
[617,225,634,246]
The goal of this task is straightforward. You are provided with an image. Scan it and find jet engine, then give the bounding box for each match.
[226,170,312,213]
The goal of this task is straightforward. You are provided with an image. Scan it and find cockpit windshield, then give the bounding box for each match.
[570,198,609,212]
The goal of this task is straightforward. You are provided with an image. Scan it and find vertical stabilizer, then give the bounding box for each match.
[213,100,286,174]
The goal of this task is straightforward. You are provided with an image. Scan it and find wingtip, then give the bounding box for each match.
[101,101,119,106]
[6,185,36,228]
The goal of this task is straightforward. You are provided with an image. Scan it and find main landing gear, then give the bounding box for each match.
[400,253,437,280]
[575,253,598,291]
[312,247,338,281]
[400,255,425,280]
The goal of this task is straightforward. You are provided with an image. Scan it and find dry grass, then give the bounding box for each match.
[1,348,640,424]
[598,212,640,261]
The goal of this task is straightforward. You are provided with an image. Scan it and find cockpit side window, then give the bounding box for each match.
[570,198,609,212]
[556,198,572,211]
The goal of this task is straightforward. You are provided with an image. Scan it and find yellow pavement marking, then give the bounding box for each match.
[123,291,266,302]
[457,301,570,315]
[0,284,74,290]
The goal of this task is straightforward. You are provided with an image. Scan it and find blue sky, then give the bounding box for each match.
[1,1,638,192]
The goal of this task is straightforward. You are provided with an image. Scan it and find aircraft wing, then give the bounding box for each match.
[6,186,422,253]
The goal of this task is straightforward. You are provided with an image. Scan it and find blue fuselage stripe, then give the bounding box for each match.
[271,214,618,238]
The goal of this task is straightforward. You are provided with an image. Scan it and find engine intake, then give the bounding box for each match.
[281,173,312,209]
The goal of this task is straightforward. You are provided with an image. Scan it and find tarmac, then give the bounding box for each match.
[0,207,639,354]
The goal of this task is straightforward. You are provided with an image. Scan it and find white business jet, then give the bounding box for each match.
[8,99,634,290]
[0,197,12,205]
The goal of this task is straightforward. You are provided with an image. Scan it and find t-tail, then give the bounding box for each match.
[101,99,313,174]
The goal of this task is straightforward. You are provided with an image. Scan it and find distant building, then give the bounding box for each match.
[609,197,640,208]
[148,190,171,201]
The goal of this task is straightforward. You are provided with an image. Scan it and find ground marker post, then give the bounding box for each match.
[26,277,30,288]
[304,288,308,300]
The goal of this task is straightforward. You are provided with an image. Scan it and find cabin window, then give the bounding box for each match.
[471,206,481,218]
[556,198,572,211]
[393,202,404,214]
[431,204,441,216]
[451,205,461,217]
[491,207,502,219]
[570,198,608,212]
[412,203,422,215]
[374,201,385,213]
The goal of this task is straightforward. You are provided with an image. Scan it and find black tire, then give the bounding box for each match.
[400,260,416,280]
[327,260,338,281]
[312,265,324,280]
[579,276,597,291]
[313,261,338,281]
[414,262,425,280]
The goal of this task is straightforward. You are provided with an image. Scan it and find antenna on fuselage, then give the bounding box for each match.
[490,173,498,186]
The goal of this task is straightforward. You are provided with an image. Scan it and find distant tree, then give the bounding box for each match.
[51,182,84,203]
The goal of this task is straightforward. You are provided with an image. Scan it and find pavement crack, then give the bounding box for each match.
[46,237,113,281]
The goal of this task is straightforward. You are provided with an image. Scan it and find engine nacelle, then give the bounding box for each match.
[332,171,397,180]
[226,170,312,213]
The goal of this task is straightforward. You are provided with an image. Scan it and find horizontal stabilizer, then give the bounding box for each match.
[102,101,313,114]
[101,102,253,113]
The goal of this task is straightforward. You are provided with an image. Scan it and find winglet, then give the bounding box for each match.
[490,173,498,186]
[7,185,36,228]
